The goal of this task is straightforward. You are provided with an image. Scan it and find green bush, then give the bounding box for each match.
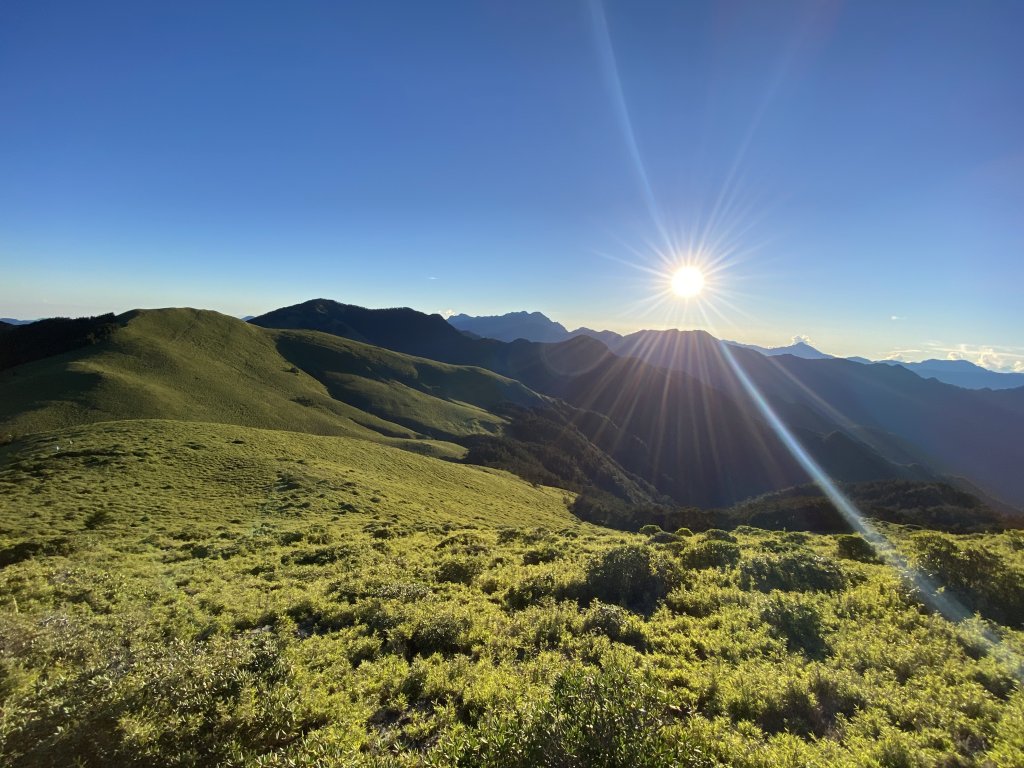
[505,571,559,609]
[436,658,714,768]
[680,540,740,570]
[0,536,74,567]
[760,594,829,657]
[436,556,485,584]
[522,544,560,565]
[911,533,1024,627]
[580,544,676,613]
[403,608,473,658]
[0,632,324,767]
[739,552,846,593]
[836,533,878,562]
[649,531,681,545]
[702,529,737,543]
[582,601,648,650]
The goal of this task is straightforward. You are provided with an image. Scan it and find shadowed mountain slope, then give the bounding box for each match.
[580,327,1024,506]
[251,300,935,507]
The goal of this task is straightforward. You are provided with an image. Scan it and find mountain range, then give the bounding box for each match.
[2,299,1021,518]
[450,310,1024,390]
[250,299,1024,510]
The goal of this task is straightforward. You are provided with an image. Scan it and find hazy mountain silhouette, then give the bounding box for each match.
[449,311,572,343]
[727,338,833,360]
[446,310,638,348]
[881,358,1024,390]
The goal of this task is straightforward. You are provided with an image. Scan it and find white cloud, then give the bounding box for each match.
[791,334,812,345]
[890,315,905,321]
[931,342,1024,372]
[884,348,921,362]
[440,308,456,319]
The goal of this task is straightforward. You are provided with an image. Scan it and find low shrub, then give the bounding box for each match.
[580,544,677,613]
[0,537,75,567]
[739,552,846,593]
[582,601,648,650]
[911,533,1024,627]
[836,533,878,562]
[505,571,560,610]
[436,556,485,585]
[760,594,829,658]
[404,608,473,658]
[436,657,714,767]
[680,540,740,570]
[702,529,737,543]
[522,544,560,565]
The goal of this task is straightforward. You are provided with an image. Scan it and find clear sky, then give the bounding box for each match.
[1,1,1022,368]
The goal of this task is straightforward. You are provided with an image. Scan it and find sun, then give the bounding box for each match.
[670,265,704,298]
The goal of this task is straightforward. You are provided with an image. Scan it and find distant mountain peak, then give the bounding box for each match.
[726,338,833,360]
[885,358,1024,390]
[448,310,570,343]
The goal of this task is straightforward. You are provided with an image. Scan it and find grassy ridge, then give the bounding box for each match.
[1,420,1023,766]
[0,309,542,452]
[272,328,542,439]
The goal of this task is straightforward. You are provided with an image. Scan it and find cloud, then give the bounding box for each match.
[427,276,439,280]
[791,334,812,345]
[932,343,1024,372]
[439,308,456,319]
[884,348,921,362]
[890,315,905,321]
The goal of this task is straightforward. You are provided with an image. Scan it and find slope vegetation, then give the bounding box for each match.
[0,308,543,454]
[1,420,1022,766]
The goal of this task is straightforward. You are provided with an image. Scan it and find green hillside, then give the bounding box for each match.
[0,308,543,453]
[1,419,1022,766]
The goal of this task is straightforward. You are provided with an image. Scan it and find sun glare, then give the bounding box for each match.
[671,265,704,298]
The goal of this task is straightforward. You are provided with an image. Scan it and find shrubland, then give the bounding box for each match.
[1,420,1022,766]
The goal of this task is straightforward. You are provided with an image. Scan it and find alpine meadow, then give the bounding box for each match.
[2,2,1023,767]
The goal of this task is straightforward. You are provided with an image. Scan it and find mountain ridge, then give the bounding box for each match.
[447,309,1024,391]
[250,299,967,508]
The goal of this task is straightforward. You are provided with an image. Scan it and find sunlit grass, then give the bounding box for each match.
[1,419,1021,766]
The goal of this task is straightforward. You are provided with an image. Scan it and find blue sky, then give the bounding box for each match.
[1,1,1022,367]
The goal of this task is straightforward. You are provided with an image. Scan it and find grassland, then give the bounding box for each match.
[0,308,543,449]
[1,419,1023,766]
